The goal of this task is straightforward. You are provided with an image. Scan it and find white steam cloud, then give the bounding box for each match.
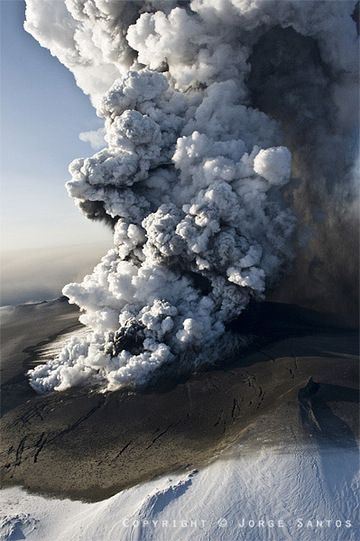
[79,127,105,149]
[25,0,358,393]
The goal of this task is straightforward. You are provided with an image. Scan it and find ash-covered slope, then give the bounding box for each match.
[24,1,359,393]
[1,298,358,501]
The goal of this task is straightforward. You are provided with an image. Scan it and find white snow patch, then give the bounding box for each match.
[1,446,358,541]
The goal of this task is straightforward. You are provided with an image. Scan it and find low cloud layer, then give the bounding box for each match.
[1,244,111,307]
[24,0,358,393]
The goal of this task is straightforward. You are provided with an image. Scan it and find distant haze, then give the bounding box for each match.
[1,243,111,306]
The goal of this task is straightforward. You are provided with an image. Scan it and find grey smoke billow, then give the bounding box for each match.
[25,0,359,393]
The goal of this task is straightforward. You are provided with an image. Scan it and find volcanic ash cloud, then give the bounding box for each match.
[24,0,358,393]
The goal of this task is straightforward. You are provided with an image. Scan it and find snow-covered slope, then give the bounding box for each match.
[1,444,358,541]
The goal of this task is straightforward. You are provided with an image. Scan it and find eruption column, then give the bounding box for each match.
[25,0,358,393]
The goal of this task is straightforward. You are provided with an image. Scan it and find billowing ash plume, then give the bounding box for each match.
[25,0,359,393]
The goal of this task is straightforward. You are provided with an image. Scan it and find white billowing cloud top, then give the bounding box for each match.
[25,0,358,392]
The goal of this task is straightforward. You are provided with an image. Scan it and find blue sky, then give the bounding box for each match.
[0,0,112,304]
[0,0,111,251]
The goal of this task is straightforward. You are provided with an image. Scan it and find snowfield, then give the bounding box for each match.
[1,444,358,541]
